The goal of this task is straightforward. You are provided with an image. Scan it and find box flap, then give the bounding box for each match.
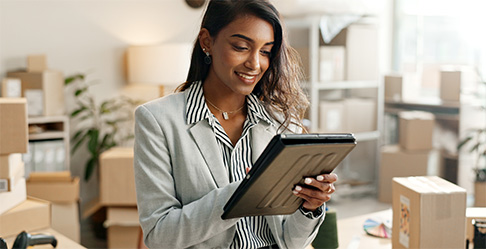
[100,147,134,160]
[393,176,466,194]
[399,110,435,121]
[28,171,72,182]
[104,207,139,228]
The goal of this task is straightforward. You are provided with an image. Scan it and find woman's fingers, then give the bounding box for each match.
[292,173,338,211]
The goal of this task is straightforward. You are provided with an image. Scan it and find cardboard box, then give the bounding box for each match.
[378,145,430,203]
[0,162,24,192]
[28,171,71,182]
[328,22,379,80]
[1,78,22,97]
[319,46,345,82]
[100,147,137,205]
[384,74,403,101]
[319,100,345,132]
[51,202,80,243]
[294,47,310,80]
[476,181,486,207]
[27,54,47,72]
[344,98,376,133]
[26,176,79,203]
[0,153,23,178]
[105,207,142,249]
[440,70,461,102]
[399,111,435,151]
[466,207,486,244]
[392,176,466,249]
[0,98,28,155]
[0,177,26,215]
[0,196,50,237]
[6,70,65,116]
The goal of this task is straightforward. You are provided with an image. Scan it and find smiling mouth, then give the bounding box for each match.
[236,72,257,80]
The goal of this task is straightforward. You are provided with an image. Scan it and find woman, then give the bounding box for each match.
[134,0,338,248]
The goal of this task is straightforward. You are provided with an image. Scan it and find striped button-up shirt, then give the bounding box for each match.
[185,81,277,248]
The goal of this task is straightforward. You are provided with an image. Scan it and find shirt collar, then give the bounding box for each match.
[185,81,274,126]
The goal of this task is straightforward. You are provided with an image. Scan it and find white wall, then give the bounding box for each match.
[0,0,205,208]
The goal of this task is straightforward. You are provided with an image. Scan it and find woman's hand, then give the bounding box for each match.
[292,173,338,211]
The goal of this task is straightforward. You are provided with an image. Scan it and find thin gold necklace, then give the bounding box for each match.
[206,98,245,120]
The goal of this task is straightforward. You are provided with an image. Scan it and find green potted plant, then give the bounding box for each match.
[458,68,486,206]
[65,73,141,181]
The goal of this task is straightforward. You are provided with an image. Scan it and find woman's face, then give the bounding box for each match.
[204,14,274,96]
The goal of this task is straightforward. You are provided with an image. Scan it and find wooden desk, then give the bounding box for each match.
[337,209,392,249]
[3,228,85,249]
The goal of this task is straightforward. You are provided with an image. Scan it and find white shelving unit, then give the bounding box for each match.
[284,15,384,193]
[27,115,70,172]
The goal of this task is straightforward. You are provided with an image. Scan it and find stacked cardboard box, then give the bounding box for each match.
[319,98,376,133]
[83,147,143,248]
[0,99,51,238]
[0,197,51,237]
[0,98,28,214]
[378,111,435,203]
[26,171,81,242]
[5,55,64,117]
[476,182,486,207]
[392,176,466,249]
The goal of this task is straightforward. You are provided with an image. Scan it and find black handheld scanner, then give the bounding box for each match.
[12,231,57,249]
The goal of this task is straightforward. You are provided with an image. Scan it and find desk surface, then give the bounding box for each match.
[3,228,86,249]
[337,209,392,249]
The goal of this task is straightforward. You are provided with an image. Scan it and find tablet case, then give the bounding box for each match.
[222,133,356,219]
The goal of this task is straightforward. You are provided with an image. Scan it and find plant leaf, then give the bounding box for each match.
[84,157,97,181]
[88,129,99,155]
[75,87,88,96]
[71,131,90,155]
[457,136,473,150]
[71,106,88,117]
[469,142,481,153]
[65,74,85,85]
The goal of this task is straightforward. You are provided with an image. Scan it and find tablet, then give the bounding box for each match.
[222,133,356,219]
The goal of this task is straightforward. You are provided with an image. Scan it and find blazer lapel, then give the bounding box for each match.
[189,121,230,188]
[251,122,277,164]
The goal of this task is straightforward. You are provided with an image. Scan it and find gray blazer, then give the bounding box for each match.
[134,90,324,249]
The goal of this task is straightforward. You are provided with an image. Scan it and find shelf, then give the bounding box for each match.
[29,131,66,141]
[308,80,380,90]
[28,115,68,124]
[354,131,380,142]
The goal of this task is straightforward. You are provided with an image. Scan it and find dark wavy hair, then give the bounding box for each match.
[176,0,309,132]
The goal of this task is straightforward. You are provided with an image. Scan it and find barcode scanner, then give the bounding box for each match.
[12,231,57,249]
[0,238,7,249]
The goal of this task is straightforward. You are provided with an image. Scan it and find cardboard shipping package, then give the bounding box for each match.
[344,98,376,133]
[6,70,64,116]
[0,162,25,192]
[100,147,136,205]
[0,98,28,155]
[0,196,50,237]
[104,207,143,249]
[0,153,23,178]
[319,101,345,133]
[399,111,435,151]
[378,145,430,203]
[51,202,80,243]
[0,177,26,215]
[392,176,466,249]
[476,182,486,207]
[319,46,345,82]
[26,176,79,203]
[440,70,461,102]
